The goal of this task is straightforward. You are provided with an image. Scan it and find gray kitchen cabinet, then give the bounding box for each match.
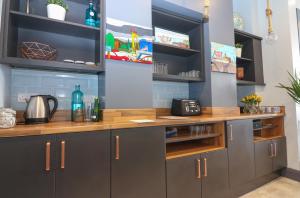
[254,137,287,178]
[167,154,202,198]
[0,135,55,198]
[201,149,230,198]
[111,127,166,198]
[254,140,273,177]
[227,120,255,188]
[272,137,287,171]
[166,149,229,198]
[0,131,110,198]
[55,132,110,198]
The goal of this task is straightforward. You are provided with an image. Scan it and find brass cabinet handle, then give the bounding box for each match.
[197,159,201,179]
[274,142,277,157]
[229,124,233,141]
[270,143,274,157]
[115,136,120,160]
[61,141,66,169]
[204,158,208,177]
[45,142,51,171]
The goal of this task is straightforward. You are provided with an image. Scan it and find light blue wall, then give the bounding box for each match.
[10,69,101,110]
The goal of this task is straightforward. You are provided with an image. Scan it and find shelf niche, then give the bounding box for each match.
[0,0,104,74]
[152,6,205,83]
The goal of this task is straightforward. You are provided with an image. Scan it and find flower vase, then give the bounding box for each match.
[243,104,259,114]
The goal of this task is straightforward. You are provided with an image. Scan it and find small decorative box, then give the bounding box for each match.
[0,108,16,129]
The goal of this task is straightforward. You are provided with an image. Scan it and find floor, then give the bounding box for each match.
[241,177,300,198]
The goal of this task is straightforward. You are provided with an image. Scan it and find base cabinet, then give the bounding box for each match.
[0,135,55,198]
[255,137,287,177]
[227,120,255,196]
[166,149,229,198]
[0,131,110,198]
[111,127,166,198]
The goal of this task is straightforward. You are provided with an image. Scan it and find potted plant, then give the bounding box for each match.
[47,0,68,21]
[241,93,262,114]
[235,43,243,57]
[278,72,300,104]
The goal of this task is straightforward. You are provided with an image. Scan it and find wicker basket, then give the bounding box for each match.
[20,41,57,61]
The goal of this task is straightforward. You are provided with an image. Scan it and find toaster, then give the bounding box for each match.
[171,99,201,116]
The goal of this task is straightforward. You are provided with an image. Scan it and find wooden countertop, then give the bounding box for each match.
[0,113,284,138]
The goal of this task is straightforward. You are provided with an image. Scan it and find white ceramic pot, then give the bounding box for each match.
[47,4,66,21]
[236,48,242,57]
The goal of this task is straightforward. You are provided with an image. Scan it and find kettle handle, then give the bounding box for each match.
[47,95,58,120]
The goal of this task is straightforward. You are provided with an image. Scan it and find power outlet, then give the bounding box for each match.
[17,93,32,103]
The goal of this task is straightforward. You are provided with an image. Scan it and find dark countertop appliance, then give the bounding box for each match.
[171,99,201,116]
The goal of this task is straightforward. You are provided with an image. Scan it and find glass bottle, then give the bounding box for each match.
[85,1,97,27]
[71,85,84,122]
[92,97,100,122]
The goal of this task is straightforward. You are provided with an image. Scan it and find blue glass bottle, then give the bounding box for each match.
[71,85,84,122]
[85,1,97,27]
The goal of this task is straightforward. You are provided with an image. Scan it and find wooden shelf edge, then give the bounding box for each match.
[254,136,284,143]
[166,133,221,144]
[166,146,225,160]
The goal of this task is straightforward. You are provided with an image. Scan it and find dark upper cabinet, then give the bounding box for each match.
[272,137,287,171]
[0,135,55,198]
[254,140,273,177]
[227,120,255,188]
[111,127,166,198]
[252,38,264,85]
[201,149,230,198]
[55,132,110,198]
[166,154,202,198]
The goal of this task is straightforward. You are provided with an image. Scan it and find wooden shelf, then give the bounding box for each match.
[237,80,257,86]
[254,136,284,143]
[236,57,253,62]
[153,73,203,82]
[166,133,222,144]
[166,145,225,160]
[153,42,200,57]
[253,125,278,131]
[2,57,104,74]
[10,11,100,39]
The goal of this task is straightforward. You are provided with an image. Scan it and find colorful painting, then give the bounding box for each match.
[105,18,153,64]
[154,27,190,49]
[211,42,236,74]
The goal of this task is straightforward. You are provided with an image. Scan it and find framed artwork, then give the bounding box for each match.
[105,18,153,64]
[154,27,190,49]
[297,9,300,51]
[211,42,236,74]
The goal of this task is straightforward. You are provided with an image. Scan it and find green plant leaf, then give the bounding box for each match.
[277,71,300,104]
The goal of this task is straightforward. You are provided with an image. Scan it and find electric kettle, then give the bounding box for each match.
[24,95,58,124]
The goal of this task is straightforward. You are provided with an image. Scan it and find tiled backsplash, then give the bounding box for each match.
[153,81,189,108]
[11,69,103,110]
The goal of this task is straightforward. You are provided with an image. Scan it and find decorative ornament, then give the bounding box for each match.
[265,0,278,43]
[233,12,245,30]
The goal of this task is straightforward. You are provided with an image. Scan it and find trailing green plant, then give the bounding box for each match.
[277,72,300,104]
[47,0,68,11]
[235,43,243,49]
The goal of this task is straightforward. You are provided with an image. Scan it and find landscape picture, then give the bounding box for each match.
[105,18,153,64]
[211,42,236,74]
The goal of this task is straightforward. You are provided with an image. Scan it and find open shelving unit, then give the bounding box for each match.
[165,122,225,160]
[151,5,205,83]
[253,117,284,143]
[0,0,105,74]
[235,29,264,86]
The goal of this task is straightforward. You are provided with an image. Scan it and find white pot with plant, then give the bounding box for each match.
[235,43,243,57]
[47,0,68,21]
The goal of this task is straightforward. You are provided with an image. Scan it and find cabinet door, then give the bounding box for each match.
[55,131,110,198]
[0,135,55,198]
[167,154,202,198]
[201,149,230,198]
[111,127,166,198]
[227,120,255,187]
[273,137,287,171]
[254,140,273,177]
